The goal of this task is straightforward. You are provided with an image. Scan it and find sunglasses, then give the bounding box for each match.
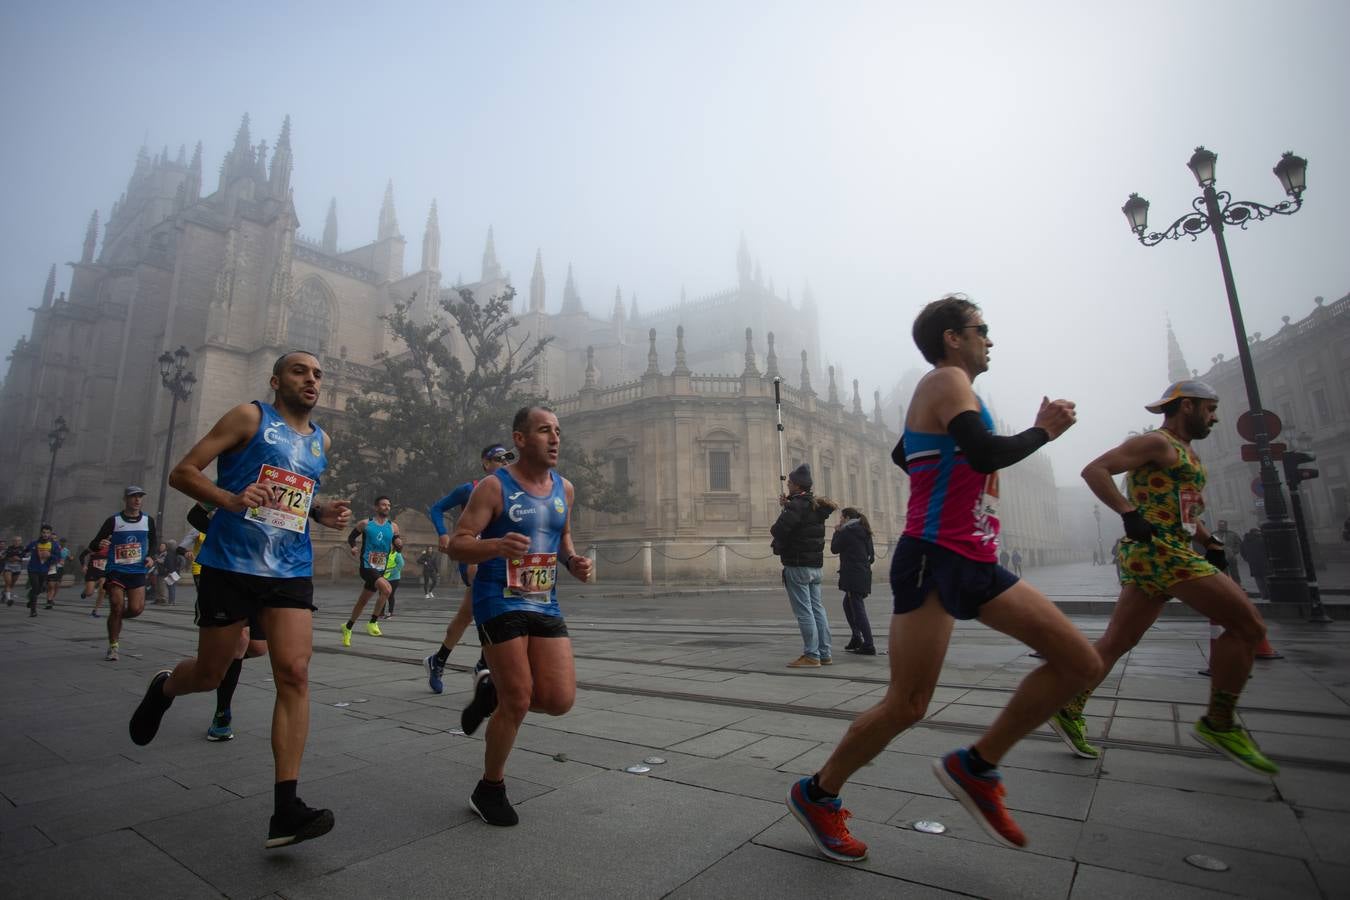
[950,324,989,338]
[487,453,511,462]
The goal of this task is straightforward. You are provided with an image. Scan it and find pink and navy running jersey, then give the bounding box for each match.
[901,399,1001,562]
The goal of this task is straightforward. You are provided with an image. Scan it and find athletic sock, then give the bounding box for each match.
[345,620,355,631]
[805,773,837,802]
[369,615,379,624]
[966,746,996,775]
[216,657,243,713]
[274,779,298,814]
[434,644,451,665]
[1206,688,1240,731]
[1062,688,1092,719]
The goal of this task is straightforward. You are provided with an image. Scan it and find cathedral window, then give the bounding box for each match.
[613,456,630,492]
[288,278,334,355]
[709,451,731,492]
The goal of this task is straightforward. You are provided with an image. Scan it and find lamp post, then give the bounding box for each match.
[40,416,70,527]
[154,346,196,528]
[1122,147,1309,605]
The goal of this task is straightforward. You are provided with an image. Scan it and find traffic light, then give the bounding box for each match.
[1282,450,1318,487]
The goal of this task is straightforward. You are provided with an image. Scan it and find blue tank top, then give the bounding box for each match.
[108,514,153,573]
[196,401,327,578]
[472,467,569,619]
[359,519,394,570]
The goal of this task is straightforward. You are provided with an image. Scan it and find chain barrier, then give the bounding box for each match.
[724,544,775,560]
[652,545,720,561]
[596,546,644,565]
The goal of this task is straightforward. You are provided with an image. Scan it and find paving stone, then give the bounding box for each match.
[667,842,963,898]
[1240,710,1350,739]
[667,728,768,757]
[756,816,1076,899]
[1097,747,1277,800]
[1273,765,1350,812]
[1309,860,1350,900]
[1073,822,1319,900]
[883,792,1084,860]
[1296,806,1350,862]
[1105,715,1179,744]
[728,735,821,768]
[1069,862,1232,898]
[0,828,219,899]
[0,825,54,859]
[1113,699,1175,720]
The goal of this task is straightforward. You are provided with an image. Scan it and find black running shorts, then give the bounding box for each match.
[106,571,148,591]
[477,610,569,644]
[360,566,383,592]
[890,536,1018,621]
[194,565,315,628]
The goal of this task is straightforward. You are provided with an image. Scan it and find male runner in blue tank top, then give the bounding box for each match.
[340,497,398,645]
[89,487,157,658]
[127,350,352,849]
[449,406,592,826]
[787,294,1101,860]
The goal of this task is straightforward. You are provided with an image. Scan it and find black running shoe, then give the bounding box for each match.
[265,799,335,848]
[460,669,497,736]
[129,670,174,746]
[469,779,518,826]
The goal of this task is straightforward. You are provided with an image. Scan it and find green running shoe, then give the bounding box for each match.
[1049,710,1100,759]
[1192,718,1278,775]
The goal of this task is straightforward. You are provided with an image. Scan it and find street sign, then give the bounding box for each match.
[1241,442,1286,462]
[1236,409,1282,442]
[1250,477,1264,497]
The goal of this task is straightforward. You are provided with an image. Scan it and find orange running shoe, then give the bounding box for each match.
[933,749,1027,848]
[786,777,868,862]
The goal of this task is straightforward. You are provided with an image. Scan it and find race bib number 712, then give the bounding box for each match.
[245,465,315,533]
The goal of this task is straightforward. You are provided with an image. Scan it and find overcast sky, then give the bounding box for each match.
[2,0,1347,485]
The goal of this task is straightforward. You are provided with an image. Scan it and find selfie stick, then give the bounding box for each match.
[772,376,786,496]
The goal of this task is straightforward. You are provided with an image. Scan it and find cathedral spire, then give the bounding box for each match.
[852,379,864,415]
[378,180,400,240]
[41,264,56,307]
[584,346,596,389]
[765,331,780,378]
[269,115,293,197]
[481,225,501,281]
[673,325,690,375]
[218,113,254,190]
[1166,316,1191,382]
[561,263,582,314]
[737,232,752,288]
[743,328,760,376]
[612,286,625,324]
[645,328,660,375]
[322,198,338,253]
[800,350,813,394]
[873,390,885,426]
[422,200,440,272]
[529,249,545,312]
[828,365,839,405]
[629,292,639,320]
[81,210,99,264]
[175,144,187,166]
[184,142,202,204]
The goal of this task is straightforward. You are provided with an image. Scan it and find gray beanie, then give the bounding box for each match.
[788,463,812,490]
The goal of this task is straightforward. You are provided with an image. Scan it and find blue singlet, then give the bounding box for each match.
[471,467,569,622]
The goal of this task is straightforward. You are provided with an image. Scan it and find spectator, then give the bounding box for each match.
[1239,528,1269,600]
[832,507,876,655]
[1011,548,1023,577]
[771,464,838,668]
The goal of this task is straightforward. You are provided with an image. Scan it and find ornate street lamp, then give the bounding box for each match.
[1121,147,1310,606]
[154,346,197,528]
[40,416,70,527]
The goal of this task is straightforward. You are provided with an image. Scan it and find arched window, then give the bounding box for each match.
[288,278,333,354]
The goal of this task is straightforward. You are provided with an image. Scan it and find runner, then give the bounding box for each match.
[22,525,58,617]
[419,545,439,600]
[787,294,1100,859]
[1046,380,1276,774]
[341,497,398,645]
[127,349,351,848]
[448,406,592,826]
[423,444,515,694]
[4,535,26,605]
[90,488,157,660]
[78,543,109,616]
[45,538,70,609]
[381,536,404,618]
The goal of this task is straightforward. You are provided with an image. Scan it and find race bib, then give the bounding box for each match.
[245,465,315,534]
[506,552,557,601]
[114,543,143,564]
[366,551,388,569]
[1179,489,1204,536]
[92,558,107,571]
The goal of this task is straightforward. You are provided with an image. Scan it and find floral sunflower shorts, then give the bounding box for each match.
[1117,538,1219,600]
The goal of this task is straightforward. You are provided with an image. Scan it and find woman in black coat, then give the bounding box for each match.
[831,508,876,654]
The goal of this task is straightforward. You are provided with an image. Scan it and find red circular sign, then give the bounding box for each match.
[1236,410,1282,443]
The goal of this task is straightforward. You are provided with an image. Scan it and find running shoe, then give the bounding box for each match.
[461,668,497,736]
[424,654,445,694]
[367,621,382,637]
[469,779,519,826]
[105,643,119,661]
[90,609,100,617]
[129,670,174,746]
[206,709,234,742]
[933,748,1026,848]
[44,602,54,610]
[1049,710,1100,759]
[786,777,868,862]
[1192,718,1279,775]
[266,799,335,848]
[341,623,352,647]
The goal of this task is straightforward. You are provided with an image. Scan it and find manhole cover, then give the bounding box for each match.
[1184,854,1230,872]
[913,820,947,834]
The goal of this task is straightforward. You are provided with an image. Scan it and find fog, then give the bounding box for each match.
[3,0,1347,484]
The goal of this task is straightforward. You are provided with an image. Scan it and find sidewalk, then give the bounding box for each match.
[1,582,1347,898]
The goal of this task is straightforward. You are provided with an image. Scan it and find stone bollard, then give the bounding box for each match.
[587,545,598,583]
[642,541,653,586]
[717,542,728,583]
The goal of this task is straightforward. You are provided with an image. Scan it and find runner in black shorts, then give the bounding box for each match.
[128,350,352,848]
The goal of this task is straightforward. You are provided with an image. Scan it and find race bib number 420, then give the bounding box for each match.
[114,543,142,564]
[246,465,315,533]
[506,552,557,601]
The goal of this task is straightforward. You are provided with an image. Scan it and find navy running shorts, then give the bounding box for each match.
[106,571,148,591]
[890,536,1018,621]
[477,610,569,645]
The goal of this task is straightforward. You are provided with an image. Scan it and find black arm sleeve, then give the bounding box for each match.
[947,411,1049,474]
[88,517,114,553]
[347,525,362,548]
[891,437,908,472]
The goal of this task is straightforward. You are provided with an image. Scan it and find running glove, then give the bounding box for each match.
[1121,510,1156,543]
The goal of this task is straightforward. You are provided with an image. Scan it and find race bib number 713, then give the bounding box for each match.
[246,465,315,533]
[506,552,557,601]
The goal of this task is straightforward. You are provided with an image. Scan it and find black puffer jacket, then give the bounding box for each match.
[770,492,837,568]
[831,520,875,597]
